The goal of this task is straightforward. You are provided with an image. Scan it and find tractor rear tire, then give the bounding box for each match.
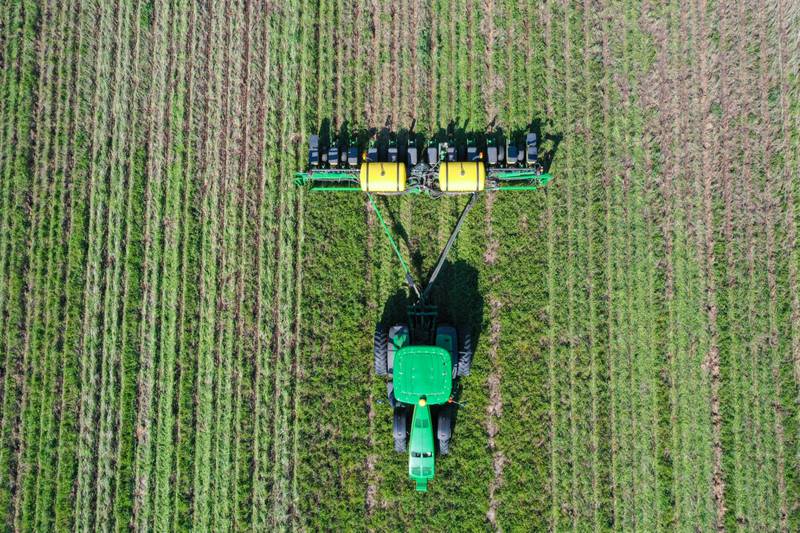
[438,437,450,455]
[374,325,388,376]
[456,330,473,377]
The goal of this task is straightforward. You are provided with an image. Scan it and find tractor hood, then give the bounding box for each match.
[409,403,435,491]
[392,346,452,405]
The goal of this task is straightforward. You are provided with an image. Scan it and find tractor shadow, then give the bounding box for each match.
[312,116,562,172]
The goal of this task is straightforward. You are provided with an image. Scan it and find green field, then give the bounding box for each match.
[0,0,798,530]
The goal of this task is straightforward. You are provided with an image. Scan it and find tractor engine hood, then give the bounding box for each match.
[409,402,435,492]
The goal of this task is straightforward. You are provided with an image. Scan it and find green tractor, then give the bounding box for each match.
[374,322,472,491]
[296,124,553,491]
[372,193,477,492]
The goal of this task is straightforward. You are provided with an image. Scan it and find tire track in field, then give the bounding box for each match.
[13,1,59,526]
[172,2,199,529]
[269,4,302,527]
[390,0,400,121]
[741,27,769,523]
[732,1,760,519]
[91,0,135,529]
[429,0,438,128]
[289,4,313,524]
[363,0,383,515]
[447,0,456,120]
[231,0,255,527]
[111,0,148,525]
[559,1,585,526]
[728,1,761,524]
[480,1,503,528]
[0,0,18,381]
[210,1,241,528]
[334,0,344,125]
[672,0,714,526]
[580,0,602,525]
[152,2,190,530]
[716,1,746,526]
[192,0,224,527]
[53,0,93,528]
[755,1,787,526]
[668,0,702,525]
[131,0,172,528]
[644,1,682,523]
[542,3,559,528]
[0,0,40,524]
[367,0,382,127]
[694,0,724,527]
[775,1,800,524]
[598,3,618,525]
[32,0,80,527]
[73,1,117,528]
[0,0,16,174]
[634,8,667,526]
[251,3,276,528]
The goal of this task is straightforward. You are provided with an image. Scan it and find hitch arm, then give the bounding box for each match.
[420,192,478,301]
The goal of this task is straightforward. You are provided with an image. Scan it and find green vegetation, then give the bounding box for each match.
[0,0,797,531]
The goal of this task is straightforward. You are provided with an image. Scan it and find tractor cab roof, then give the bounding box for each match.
[393,345,452,405]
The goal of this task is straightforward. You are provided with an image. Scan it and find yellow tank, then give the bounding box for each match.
[359,162,407,192]
[438,162,486,192]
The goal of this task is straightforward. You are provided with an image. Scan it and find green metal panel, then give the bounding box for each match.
[408,403,435,492]
[393,346,452,405]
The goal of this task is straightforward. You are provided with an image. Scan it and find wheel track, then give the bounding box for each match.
[191,0,224,527]
[268,3,302,527]
[645,0,682,526]
[91,0,136,529]
[72,0,118,529]
[717,0,746,525]
[171,1,199,529]
[559,0,582,527]
[111,0,148,527]
[597,3,618,526]
[210,0,241,528]
[581,0,603,526]
[0,0,41,524]
[52,0,94,528]
[130,0,172,528]
[775,0,800,526]
[250,2,277,528]
[755,0,786,527]
[693,0,725,527]
[482,1,505,529]
[230,0,256,527]
[12,1,60,527]
[152,1,191,530]
[728,0,759,524]
[289,3,314,524]
[31,0,80,527]
[14,0,63,529]
[542,2,559,528]
[363,0,382,518]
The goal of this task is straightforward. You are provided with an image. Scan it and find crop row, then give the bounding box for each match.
[0,0,798,531]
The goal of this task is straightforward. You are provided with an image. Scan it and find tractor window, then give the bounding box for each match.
[411,452,421,458]
[422,452,432,458]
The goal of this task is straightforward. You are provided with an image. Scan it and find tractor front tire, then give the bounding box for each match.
[456,330,473,377]
[393,407,408,453]
[374,325,388,376]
